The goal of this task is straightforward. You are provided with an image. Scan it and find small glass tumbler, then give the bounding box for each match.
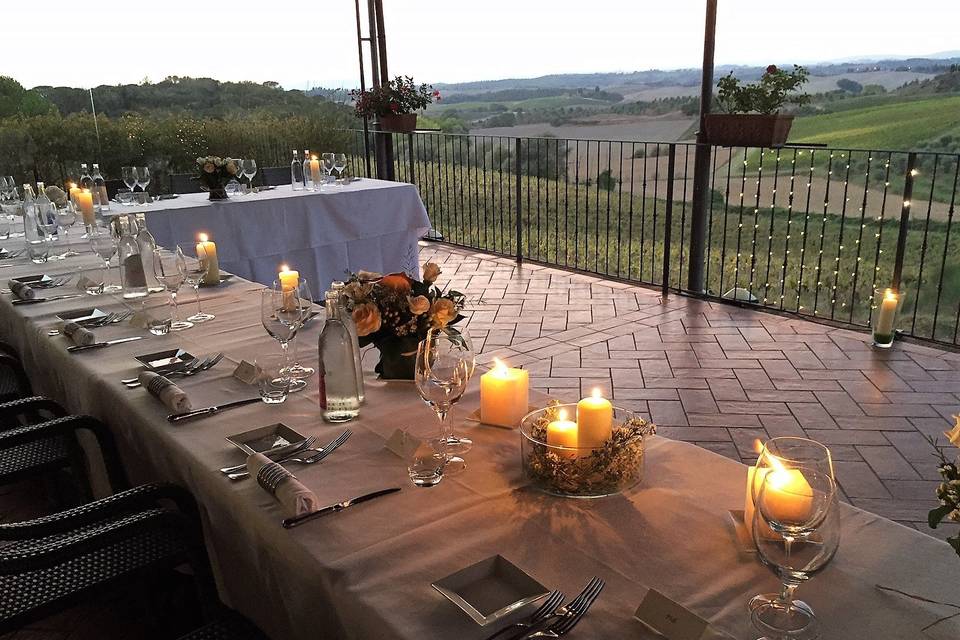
[256,354,291,404]
[407,442,446,488]
[28,242,49,264]
[871,287,902,348]
[147,316,172,336]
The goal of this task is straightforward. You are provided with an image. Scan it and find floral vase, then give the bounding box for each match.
[373,334,421,380]
[208,187,228,201]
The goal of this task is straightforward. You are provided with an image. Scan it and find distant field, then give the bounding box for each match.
[470,115,695,142]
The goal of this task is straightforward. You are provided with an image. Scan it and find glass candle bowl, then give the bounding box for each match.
[519,403,655,498]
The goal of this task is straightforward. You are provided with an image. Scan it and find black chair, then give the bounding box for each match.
[258,166,288,187]
[169,173,204,194]
[0,397,129,501]
[0,341,32,402]
[0,483,266,639]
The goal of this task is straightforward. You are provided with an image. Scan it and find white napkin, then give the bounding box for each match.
[8,280,36,300]
[62,321,96,346]
[247,452,321,517]
[138,371,192,412]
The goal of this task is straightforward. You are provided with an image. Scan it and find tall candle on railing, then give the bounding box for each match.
[577,388,613,448]
[195,233,220,285]
[76,188,95,226]
[479,358,529,427]
[309,155,322,185]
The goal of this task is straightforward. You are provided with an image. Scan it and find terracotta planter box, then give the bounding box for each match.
[378,113,418,134]
[703,114,794,148]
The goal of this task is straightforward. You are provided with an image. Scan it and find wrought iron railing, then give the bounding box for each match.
[343,129,960,347]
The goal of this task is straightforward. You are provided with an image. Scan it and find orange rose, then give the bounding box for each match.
[380,272,412,293]
[429,298,457,328]
[202,162,216,174]
[408,295,430,315]
[422,262,441,284]
[352,303,382,336]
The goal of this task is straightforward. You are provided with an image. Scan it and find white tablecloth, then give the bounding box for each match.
[142,180,431,293]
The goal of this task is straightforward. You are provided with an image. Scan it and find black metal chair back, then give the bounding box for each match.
[169,173,203,194]
[258,166,288,187]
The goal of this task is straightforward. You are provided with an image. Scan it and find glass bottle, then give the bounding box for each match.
[92,163,110,211]
[118,215,148,299]
[134,213,165,293]
[330,280,365,404]
[318,289,360,423]
[291,150,304,191]
[21,184,41,242]
[78,164,93,193]
[302,149,314,191]
[34,182,55,241]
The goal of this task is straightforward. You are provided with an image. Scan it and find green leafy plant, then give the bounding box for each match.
[350,76,438,119]
[928,418,960,556]
[716,65,810,115]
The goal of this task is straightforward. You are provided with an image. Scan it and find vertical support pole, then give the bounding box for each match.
[368,0,395,181]
[407,132,416,185]
[515,138,523,264]
[353,0,372,178]
[892,152,917,292]
[663,143,677,297]
[686,0,718,294]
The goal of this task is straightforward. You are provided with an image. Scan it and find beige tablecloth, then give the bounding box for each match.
[1,239,959,640]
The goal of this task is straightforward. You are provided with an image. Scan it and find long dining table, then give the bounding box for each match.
[2,238,960,640]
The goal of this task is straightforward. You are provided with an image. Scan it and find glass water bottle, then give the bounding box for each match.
[302,149,314,191]
[291,150,304,191]
[318,289,360,423]
[92,164,110,211]
[119,215,148,298]
[331,280,365,404]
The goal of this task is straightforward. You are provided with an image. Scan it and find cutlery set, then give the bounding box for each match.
[225,430,353,480]
[13,293,84,306]
[484,577,605,640]
[122,352,224,388]
[1,275,74,293]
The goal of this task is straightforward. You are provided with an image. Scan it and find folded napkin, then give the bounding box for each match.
[62,321,96,346]
[138,371,192,412]
[247,452,321,517]
[8,280,36,300]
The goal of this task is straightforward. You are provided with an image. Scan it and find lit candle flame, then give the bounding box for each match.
[492,358,508,376]
[198,233,209,242]
[884,288,897,302]
[69,182,77,189]
[591,387,603,399]
[280,264,291,274]
[558,408,569,421]
[82,188,91,194]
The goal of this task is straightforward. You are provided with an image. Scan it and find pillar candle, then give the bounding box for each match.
[546,409,578,459]
[479,358,529,427]
[278,265,299,311]
[68,183,80,206]
[576,388,613,449]
[745,454,813,538]
[875,288,899,339]
[309,157,322,185]
[195,233,220,285]
[76,189,95,225]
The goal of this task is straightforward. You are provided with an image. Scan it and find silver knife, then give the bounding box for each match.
[167,397,262,423]
[282,488,401,529]
[13,293,84,305]
[67,335,143,353]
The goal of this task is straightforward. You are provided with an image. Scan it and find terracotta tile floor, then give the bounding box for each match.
[420,241,960,537]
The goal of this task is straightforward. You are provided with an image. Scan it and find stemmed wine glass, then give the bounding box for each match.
[137,167,151,201]
[282,278,315,382]
[320,153,335,188]
[749,437,839,640]
[333,153,348,185]
[0,177,8,202]
[414,328,475,475]
[152,247,193,331]
[121,166,138,200]
[177,243,215,323]
[88,231,121,294]
[241,159,257,190]
[261,283,309,392]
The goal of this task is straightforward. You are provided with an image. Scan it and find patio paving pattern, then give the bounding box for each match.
[420,241,960,537]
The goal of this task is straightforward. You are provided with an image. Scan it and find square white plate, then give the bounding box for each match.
[225,423,307,457]
[57,307,108,324]
[432,555,549,626]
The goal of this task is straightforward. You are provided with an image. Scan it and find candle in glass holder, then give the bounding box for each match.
[195,233,220,284]
[576,388,613,448]
[309,156,322,185]
[278,264,299,311]
[546,408,578,459]
[480,358,529,427]
[874,288,899,344]
[76,189,95,225]
[744,441,813,538]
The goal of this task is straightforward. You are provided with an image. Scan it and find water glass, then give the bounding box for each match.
[28,242,49,264]
[256,354,291,404]
[121,166,138,194]
[407,443,446,487]
[0,215,9,239]
[147,316,172,335]
[137,167,151,197]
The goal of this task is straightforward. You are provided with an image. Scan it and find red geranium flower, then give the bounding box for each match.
[389,102,399,112]
[766,64,778,75]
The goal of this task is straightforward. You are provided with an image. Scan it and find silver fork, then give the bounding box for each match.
[218,435,319,475]
[91,310,133,327]
[515,577,605,640]
[227,430,352,480]
[47,311,121,336]
[483,591,565,640]
[122,354,219,387]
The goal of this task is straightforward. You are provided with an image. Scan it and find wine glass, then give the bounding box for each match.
[177,242,215,323]
[320,153,335,187]
[137,167,151,200]
[283,278,315,383]
[56,205,77,241]
[333,153,348,185]
[414,328,475,475]
[4,177,17,202]
[88,231,121,293]
[152,247,193,331]
[121,166,138,197]
[750,469,840,640]
[0,177,8,202]
[261,286,304,387]
[241,159,257,189]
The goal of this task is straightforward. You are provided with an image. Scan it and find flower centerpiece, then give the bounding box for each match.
[705,64,810,147]
[44,185,68,208]
[928,416,960,556]
[194,156,240,200]
[342,262,465,379]
[350,76,440,134]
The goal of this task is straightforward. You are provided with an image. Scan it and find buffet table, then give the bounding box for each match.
[1,244,959,640]
[141,179,431,291]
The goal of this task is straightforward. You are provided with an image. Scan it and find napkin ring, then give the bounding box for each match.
[146,374,168,395]
[257,461,295,495]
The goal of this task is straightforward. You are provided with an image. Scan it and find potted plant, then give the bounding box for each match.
[341,262,465,379]
[193,156,240,200]
[350,76,439,133]
[704,64,810,147]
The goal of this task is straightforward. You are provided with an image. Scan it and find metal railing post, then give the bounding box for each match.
[662,143,677,297]
[892,152,917,292]
[407,132,416,185]
[515,137,523,264]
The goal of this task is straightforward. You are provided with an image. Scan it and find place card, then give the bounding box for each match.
[634,589,709,640]
[385,429,424,459]
[233,360,261,385]
[727,509,756,554]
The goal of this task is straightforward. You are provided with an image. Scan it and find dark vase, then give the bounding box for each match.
[373,334,421,380]
[702,113,795,147]
[379,113,418,134]
[208,187,228,201]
